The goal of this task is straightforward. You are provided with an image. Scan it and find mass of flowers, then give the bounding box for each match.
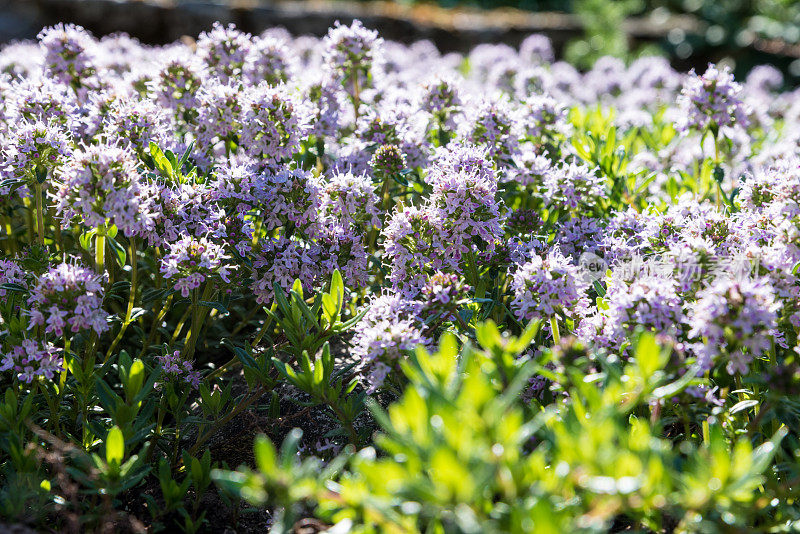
[1,19,800,533]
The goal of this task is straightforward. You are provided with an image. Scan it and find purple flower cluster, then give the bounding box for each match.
[3,20,800,393]
[322,20,382,78]
[53,143,148,235]
[1,120,71,187]
[687,276,781,374]
[28,262,109,336]
[0,260,27,297]
[0,339,63,383]
[240,83,312,168]
[542,161,606,211]
[352,294,429,392]
[676,64,749,134]
[160,236,233,297]
[580,276,684,351]
[156,350,202,389]
[510,247,591,322]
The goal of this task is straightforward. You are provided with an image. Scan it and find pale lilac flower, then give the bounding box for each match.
[543,161,606,211]
[38,24,104,100]
[316,225,370,289]
[240,83,313,167]
[688,276,782,374]
[428,167,504,265]
[28,262,109,336]
[519,94,567,140]
[582,276,684,351]
[319,170,381,231]
[156,350,201,389]
[193,79,244,162]
[323,20,382,78]
[53,143,150,236]
[352,293,428,393]
[0,339,63,383]
[250,236,320,304]
[370,144,406,178]
[353,318,429,393]
[0,260,27,297]
[507,146,553,189]
[417,74,462,129]
[510,247,591,322]
[1,119,71,187]
[458,96,521,164]
[196,22,253,83]
[246,34,296,85]
[160,236,233,297]
[519,34,554,64]
[303,73,344,137]
[149,48,203,122]
[254,168,324,236]
[382,205,441,291]
[676,63,749,133]
[102,96,173,152]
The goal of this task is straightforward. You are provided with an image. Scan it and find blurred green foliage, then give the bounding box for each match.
[214,328,798,533]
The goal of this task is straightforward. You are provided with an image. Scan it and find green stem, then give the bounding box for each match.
[139,294,174,359]
[713,133,722,209]
[315,137,326,172]
[95,233,106,276]
[34,184,45,247]
[170,306,193,345]
[24,198,34,245]
[145,396,168,464]
[106,237,138,361]
[550,316,561,345]
[182,283,215,360]
[252,302,278,347]
[230,304,262,337]
[351,70,361,124]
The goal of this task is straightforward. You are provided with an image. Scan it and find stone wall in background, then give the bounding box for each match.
[6,0,695,55]
[5,0,798,77]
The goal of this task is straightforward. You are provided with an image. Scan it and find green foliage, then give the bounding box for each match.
[566,0,643,68]
[215,328,795,533]
[264,271,364,359]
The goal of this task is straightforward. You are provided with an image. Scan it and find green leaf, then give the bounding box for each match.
[651,364,701,400]
[179,141,196,170]
[199,301,229,314]
[391,173,409,186]
[751,427,788,474]
[593,280,606,297]
[0,283,27,293]
[330,270,344,311]
[127,359,145,399]
[106,426,125,465]
[79,229,97,251]
[730,399,759,415]
[107,237,127,267]
[633,332,663,378]
[713,165,725,184]
[475,320,502,351]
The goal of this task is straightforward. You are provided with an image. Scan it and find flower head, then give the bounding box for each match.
[161,236,233,297]
[510,247,590,322]
[156,350,201,389]
[1,339,63,383]
[53,143,149,236]
[28,262,109,336]
[687,276,781,374]
[676,63,749,133]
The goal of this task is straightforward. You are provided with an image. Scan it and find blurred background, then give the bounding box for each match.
[3,0,800,82]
